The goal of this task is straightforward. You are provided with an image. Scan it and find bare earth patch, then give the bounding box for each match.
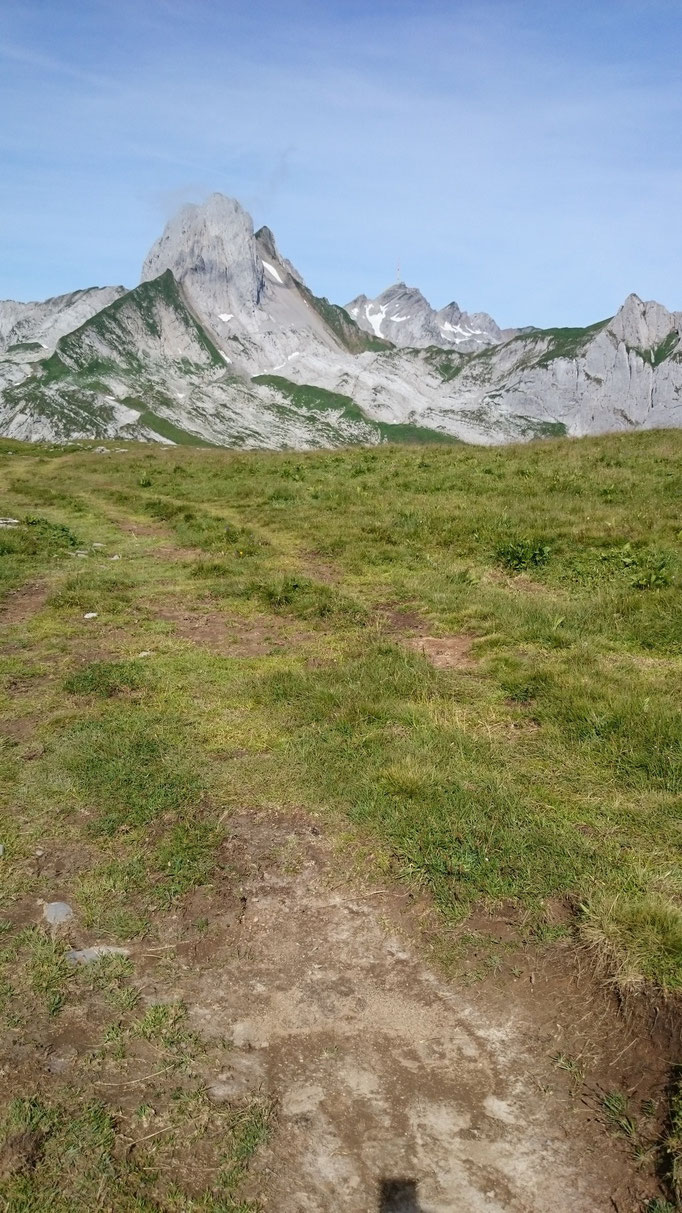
[407,634,476,670]
[375,606,478,671]
[1,581,50,625]
[155,601,309,657]
[117,812,663,1213]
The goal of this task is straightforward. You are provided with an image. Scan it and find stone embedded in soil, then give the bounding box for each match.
[45,1049,77,1074]
[43,901,74,926]
[66,945,130,964]
[83,612,98,619]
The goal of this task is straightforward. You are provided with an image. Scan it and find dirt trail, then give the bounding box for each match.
[2,526,671,1210]
[139,813,656,1213]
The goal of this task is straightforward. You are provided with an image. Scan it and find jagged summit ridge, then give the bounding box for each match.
[346,282,511,352]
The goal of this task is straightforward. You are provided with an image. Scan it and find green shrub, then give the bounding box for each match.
[0,516,79,557]
[630,550,676,590]
[495,537,551,572]
[254,576,367,622]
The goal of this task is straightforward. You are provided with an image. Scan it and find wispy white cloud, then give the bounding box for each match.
[0,40,120,90]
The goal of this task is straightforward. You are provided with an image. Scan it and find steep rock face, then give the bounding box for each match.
[346,283,511,351]
[606,292,681,351]
[484,296,682,436]
[140,195,378,375]
[141,194,265,331]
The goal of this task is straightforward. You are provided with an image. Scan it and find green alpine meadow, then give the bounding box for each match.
[1,428,681,1210]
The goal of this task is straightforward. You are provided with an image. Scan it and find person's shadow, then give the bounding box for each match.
[379,1179,424,1212]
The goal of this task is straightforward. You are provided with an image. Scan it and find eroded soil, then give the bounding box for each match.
[123,813,668,1213]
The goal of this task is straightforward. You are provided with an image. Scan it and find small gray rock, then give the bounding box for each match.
[66,945,129,965]
[43,901,74,926]
[45,1051,75,1074]
[0,518,20,528]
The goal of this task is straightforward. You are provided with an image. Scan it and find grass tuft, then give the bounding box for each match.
[581,896,682,992]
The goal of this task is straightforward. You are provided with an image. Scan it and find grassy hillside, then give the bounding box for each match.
[1,429,681,1207]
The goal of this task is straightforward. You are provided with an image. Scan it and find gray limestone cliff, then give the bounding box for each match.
[1,194,681,448]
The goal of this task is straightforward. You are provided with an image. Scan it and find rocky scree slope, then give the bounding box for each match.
[1,193,681,447]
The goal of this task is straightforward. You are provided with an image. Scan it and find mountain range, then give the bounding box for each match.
[1,192,681,448]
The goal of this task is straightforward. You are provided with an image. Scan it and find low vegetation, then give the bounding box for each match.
[1,427,681,1206]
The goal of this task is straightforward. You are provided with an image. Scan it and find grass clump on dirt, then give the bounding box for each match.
[62,706,203,835]
[0,515,80,599]
[253,574,367,622]
[662,1069,682,1206]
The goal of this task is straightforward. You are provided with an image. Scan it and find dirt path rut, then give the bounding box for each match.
[146,814,645,1213]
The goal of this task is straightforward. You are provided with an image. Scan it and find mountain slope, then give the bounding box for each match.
[275,294,682,442]
[478,295,682,436]
[1,193,682,447]
[0,285,126,355]
[0,268,426,448]
[0,271,227,442]
[0,285,128,401]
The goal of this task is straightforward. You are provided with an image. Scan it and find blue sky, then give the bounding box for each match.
[2,0,681,326]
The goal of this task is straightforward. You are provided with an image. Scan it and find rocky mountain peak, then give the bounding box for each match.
[607,293,680,350]
[346,283,506,351]
[4,190,682,449]
[254,225,278,261]
[141,192,265,326]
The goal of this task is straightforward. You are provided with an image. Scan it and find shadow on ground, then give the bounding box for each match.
[379,1178,423,1211]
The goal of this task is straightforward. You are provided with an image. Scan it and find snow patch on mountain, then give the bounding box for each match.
[262,261,283,284]
[346,283,512,352]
